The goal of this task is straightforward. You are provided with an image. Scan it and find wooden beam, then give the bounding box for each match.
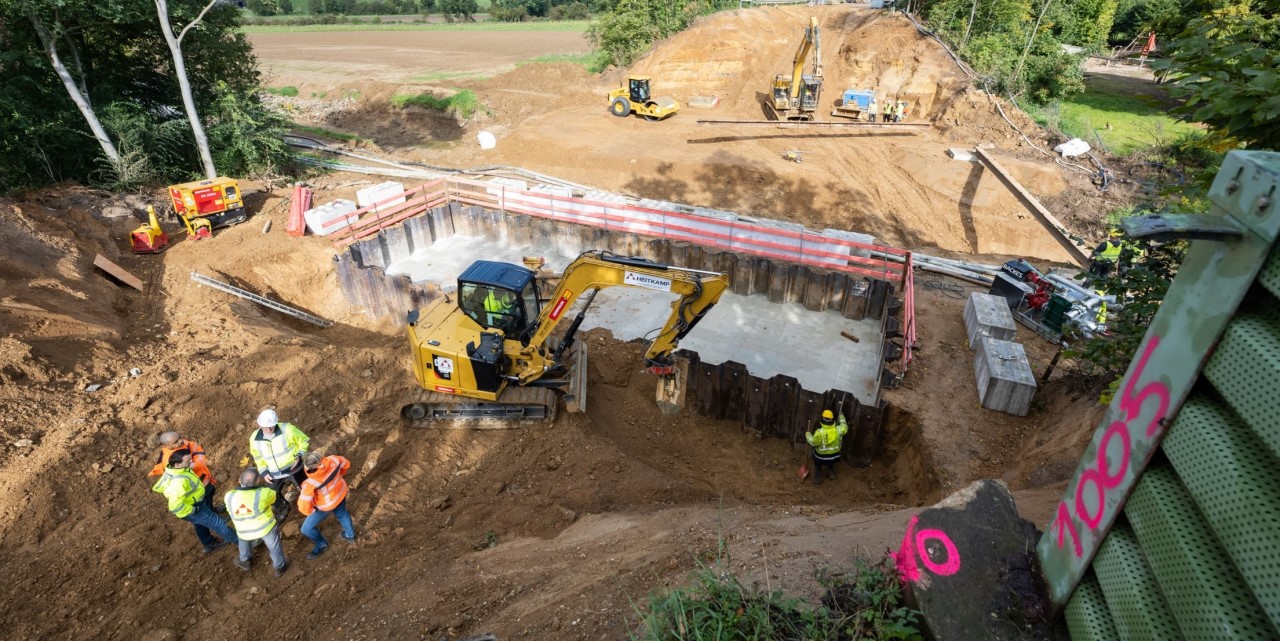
[973,147,1092,266]
[93,254,143,291]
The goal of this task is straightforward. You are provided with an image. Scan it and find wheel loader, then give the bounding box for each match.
[401,250,728,425]
[607,76,680,121]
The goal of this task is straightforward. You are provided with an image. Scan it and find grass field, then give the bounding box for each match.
[1053,73,1201,156]
[240,19,588,33]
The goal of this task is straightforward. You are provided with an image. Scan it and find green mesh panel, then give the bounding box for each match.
[1259,246,1280,299]
[1092,522,1182,639]
[1204,312,1280,462]
[1163,395,1280,631]
[1065,572,1120,641]
[1125,464,1275,639]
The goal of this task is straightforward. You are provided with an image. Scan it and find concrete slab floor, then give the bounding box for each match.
[387,234,884,405]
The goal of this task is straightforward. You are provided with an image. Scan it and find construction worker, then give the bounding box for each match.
[897,100,909,122]
[867,96,878,123]
[250,408,310,494]
[152,448,238,553]
[1089,229,1125,278]
[298,451,357,560]
[805,409,849,486]
[883,99,893,123]
[483,286,517,328]
[148,431,221,513]
[225,468,289,578]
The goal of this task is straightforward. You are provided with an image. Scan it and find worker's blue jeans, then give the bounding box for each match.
[300,499,356,553]
[183,502,238,548]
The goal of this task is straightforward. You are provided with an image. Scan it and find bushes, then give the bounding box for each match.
[634,552,923,640]
[587,0,736,68]
[391,89,484,118]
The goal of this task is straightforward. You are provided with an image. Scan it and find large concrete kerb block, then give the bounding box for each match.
[965,292,1017,349]
[895,480,1065,640]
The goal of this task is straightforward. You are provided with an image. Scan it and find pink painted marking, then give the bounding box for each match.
[896,515,922,583]
[1053,501,1083,557]
[915,528,961,576]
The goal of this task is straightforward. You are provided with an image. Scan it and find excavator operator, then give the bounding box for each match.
[483,286,517,329]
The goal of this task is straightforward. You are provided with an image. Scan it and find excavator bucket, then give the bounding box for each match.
[562,339,588,414]
[654,356,690,417]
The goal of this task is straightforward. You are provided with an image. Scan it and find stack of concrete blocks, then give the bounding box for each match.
[965,292,1035,416]
[356,181,406,212]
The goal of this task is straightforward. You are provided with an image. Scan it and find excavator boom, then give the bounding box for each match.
[768,16,824,121]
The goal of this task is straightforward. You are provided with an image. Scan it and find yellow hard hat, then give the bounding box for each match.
[1109,228,1124,238]
[821,409,834,423]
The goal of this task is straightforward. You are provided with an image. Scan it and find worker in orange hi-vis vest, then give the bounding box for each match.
[149,431,221,514]
[297,451,356,560]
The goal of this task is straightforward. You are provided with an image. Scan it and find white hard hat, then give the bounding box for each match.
[256,408,278,428]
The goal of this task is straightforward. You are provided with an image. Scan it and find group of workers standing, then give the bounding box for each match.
[148,408,357,578]
[866,96,909,123]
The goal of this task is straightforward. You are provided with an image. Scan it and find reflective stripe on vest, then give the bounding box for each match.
[812,425,843,456]
[252,424,302,474]
[301,459,349,512]
[225,487,276,539]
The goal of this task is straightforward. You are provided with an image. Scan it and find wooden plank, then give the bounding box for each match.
[973,147,1091,266]
[93,254,143,291]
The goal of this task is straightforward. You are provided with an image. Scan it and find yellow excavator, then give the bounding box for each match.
[402,250,729,424]
[766,16,824,122]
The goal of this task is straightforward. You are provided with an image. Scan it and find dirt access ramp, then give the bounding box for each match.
[409,6,1080,264]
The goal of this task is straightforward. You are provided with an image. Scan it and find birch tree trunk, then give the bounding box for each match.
[961,0,979,50]
[30,17,120,164]
[1012,0,1055,96]
[155,0,219,179]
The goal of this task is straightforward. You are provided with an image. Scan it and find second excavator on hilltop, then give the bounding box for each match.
[402,250,729,425]
[766,16,824,122]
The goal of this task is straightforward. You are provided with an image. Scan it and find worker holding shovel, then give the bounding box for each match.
[805,408,849,486]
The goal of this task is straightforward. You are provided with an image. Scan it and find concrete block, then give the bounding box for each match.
[355,181,405,211]
[304,199,357,236]
[895,480,1063,641]
[974,337,1037,416]
[965,292,1017,349]
[686,95,720,109]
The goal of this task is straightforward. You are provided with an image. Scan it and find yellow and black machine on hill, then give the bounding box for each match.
[607,75,680,121]
[168,176,246,240]
[766,16,824,122]
[402,250,729,424]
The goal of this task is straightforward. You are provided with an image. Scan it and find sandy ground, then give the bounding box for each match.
[0,8,1123,640]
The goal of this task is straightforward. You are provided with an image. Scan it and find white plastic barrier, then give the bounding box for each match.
[305,199,358,236]
[356,181,406,211]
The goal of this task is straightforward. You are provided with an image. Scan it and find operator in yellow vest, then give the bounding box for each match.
[152,448,238,554]
[1089,229,1125,278]
[483,287,517,330]
[250,408,310,494]
[225,468,289,578]
[805,409,849,486]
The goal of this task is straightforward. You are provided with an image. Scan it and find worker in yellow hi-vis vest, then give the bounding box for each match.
[225,468,289,578]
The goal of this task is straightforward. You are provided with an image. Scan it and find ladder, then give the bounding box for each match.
[190,271,334,328]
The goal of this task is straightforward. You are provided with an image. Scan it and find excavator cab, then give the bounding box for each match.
[456,261,542,342]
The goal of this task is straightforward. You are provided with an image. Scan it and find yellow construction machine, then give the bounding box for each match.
[168,176,246,240]
[766,16,824,122]
[607,76,680,121]
[402,250,729,424]
[130,205,170,253]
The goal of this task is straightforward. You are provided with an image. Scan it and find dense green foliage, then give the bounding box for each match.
[1109,0,1178,45]
[915,0,1114,101]
[1158,2,1279,149]
[1070,240,1187,382]
[439,0,481,20]
[586,0,735,68]
[635,555,922,640]
[0,0,293,191]
[307,0,423,14]
[246,0,295,16]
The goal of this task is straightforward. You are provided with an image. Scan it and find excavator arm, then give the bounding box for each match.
[511,251,729,382]
[788,16,823,100]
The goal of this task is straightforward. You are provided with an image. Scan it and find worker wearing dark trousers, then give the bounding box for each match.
[806,410,849,486]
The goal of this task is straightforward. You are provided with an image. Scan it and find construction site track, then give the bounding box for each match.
[400,385,559,428]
